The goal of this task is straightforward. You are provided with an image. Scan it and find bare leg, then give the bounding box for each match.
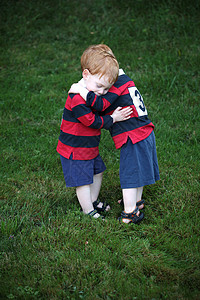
[137,186,144,209]
[122,188,141,223]
[76,185,100,218]
[122,188,137,213]
[90,172,110,211]
[118,186,144,209]
[90,172,103,202]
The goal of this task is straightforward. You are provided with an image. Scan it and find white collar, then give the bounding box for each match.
[119,69,125,76]
[78,78,86,88]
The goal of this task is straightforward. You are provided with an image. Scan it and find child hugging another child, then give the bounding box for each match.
[57,45,132,220]
[69,44,160,224]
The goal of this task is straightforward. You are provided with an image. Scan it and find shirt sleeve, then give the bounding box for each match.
[86,76,135,112]
[86,89,119,112]
[71,94,113,130]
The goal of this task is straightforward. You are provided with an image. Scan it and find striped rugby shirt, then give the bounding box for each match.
[57,93,113,160]
[86,69,154,149]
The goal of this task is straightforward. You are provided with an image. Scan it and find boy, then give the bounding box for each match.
[57,46,132,219]
[69,44,160,224]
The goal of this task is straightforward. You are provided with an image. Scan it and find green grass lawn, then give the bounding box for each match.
[1,0,200,299]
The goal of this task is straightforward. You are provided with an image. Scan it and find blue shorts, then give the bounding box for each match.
[120,132,160,189]
[60,154,106,187]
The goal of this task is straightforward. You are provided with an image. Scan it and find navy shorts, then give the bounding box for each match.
[60,154,106,187]
[120,132,160,189]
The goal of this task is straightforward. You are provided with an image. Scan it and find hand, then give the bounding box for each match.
[111,106,132,123]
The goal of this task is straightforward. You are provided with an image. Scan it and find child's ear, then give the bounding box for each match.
[82,69,90,79]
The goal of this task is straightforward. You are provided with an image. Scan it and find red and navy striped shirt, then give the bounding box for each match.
[86,70,154,149]
[57,93,113,160]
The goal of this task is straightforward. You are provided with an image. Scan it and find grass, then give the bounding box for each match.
[0,0,200,299]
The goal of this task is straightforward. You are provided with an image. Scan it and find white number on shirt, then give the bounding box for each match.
[128,87,147,116]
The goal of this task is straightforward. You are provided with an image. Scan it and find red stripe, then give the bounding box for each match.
[78,111,96,127]
[61,119,101,136]
[70,94,85,108]
[113,124,154,149]
[57,140,99,160]
[99,116,104,129]
[109,81,135,95]
[91,95,97,107]
[65,102,72,110]
[102,98,111,111]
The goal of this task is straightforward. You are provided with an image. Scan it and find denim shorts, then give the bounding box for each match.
[60,154,106,187]
[120,132,160,189]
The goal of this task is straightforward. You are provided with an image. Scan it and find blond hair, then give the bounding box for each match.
[81,44,119,84]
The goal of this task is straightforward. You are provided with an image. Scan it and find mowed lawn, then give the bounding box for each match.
[0,0,200,299]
